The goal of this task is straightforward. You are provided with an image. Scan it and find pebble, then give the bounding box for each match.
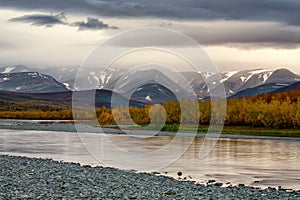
[0,155,299,199]
[177,171,182,177]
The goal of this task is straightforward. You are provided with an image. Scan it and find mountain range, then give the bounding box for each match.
[0,65,299,104]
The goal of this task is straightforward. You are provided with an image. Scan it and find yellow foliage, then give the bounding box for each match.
[0,95,299,129]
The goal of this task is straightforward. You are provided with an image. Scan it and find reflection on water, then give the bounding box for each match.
[168,138,300,189]
[0,128,299,190]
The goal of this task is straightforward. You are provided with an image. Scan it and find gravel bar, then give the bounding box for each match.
[0,155,299,200]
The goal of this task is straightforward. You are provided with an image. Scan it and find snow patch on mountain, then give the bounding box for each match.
[263,71,273,83]
[276,83,290,86]
[202,72,215,79]
[251,69,271,75]
[247,69,272,82]
[2,67,15,73]
[240,76,247,82]
[63,83,70,90]
[221,71,238,83]
[239,69,272,83]
[28,72,38,77]
[145,95,152,101]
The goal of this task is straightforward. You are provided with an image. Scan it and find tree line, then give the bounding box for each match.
[0,94,299,129]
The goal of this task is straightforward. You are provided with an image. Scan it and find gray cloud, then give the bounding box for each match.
[104,22,300,49]
[9,13,67,27]
[180,22,300,49]
[2,0,300,49]
[1,0,300,26]
[72,17,119,31]
[9,13,118,31]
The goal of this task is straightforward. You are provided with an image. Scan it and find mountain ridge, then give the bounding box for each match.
[0,72,68,93]
[0,65,299,100]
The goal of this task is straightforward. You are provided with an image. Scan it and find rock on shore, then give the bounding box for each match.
[0,155,299,199]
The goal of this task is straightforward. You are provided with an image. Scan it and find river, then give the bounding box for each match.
[0,120,299,190]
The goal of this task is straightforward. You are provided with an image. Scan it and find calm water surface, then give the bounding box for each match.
[0,120,299,190]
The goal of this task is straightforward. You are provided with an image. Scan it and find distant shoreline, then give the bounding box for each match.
[0,119,299,139]
[122,124,300,138]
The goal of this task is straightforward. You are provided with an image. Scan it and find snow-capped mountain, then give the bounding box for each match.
[184,68,300,98]
[227,69,300,98]
[0,72,68,93]
[72,67,299,100]
[43,67,127,91]
[1,65,299,99]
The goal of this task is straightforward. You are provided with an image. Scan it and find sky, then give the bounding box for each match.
[0,0,300,73]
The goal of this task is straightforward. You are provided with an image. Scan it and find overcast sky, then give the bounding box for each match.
[0,0,299,73]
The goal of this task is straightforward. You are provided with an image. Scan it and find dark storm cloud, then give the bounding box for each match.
[72,17,119,31]
[2,0,300,48]
[1,0,300,26]
[9,13,118,31]
[9,13,67,27]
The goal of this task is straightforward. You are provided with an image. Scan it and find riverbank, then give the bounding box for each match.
[0,119,299,139]
[0,155,299,199]
[124,124,300,138]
